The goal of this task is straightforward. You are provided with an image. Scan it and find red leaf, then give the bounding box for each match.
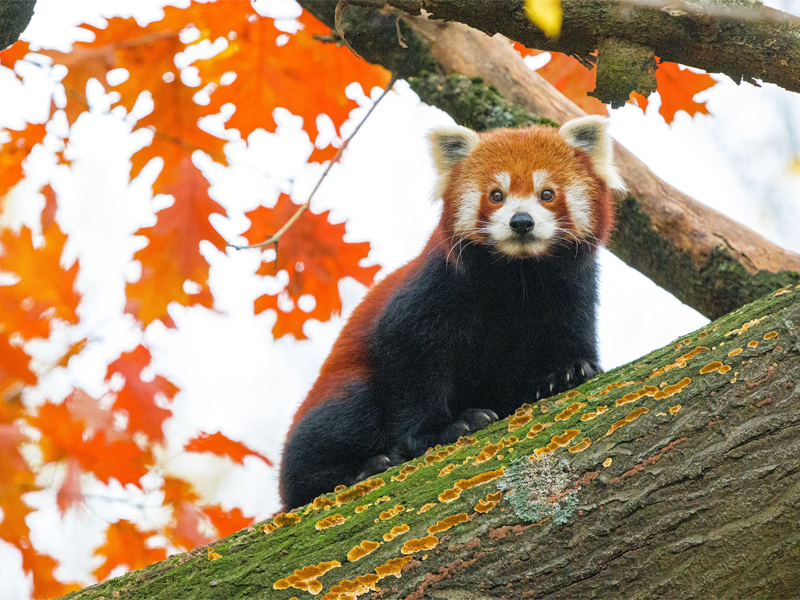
[244,194,380,339]
[0,222,80,339]
[203,505,254,537]
[631,61,716,124]
[107,345,178,442]
[92,520,167,582]
[163,477,212,550]
[0,123,47,206]
[125,157,225,327]
[185,431,273,466]
[0,332,36,400]
[56,458,83,515]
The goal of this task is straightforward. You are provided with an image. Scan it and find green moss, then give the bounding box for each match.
[408,72,554,132]
[589,38,656,108]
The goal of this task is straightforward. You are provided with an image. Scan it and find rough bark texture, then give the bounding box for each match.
[343,0,800,99]
[0,0,35,51]
[61,284,800,599]
[303,3,800,319]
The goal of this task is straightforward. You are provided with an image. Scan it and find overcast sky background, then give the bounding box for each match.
[1,0,799,597]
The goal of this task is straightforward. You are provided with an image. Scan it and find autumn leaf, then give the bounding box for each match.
[244,194,380,339]
[0,332,36,400]
[107,345,179,442]
[513,46,607,116]
[202,505,254,537]
[185,431,274,466]
[56,458,83,515]
[126,157,225,327]
[0,123,47,206]
[630,61,716,124]
[524,0,563,38]
[0,223,80,339]
[0,40,30,79]
[195,6,390,155]
[92,520,167,582]
[163,477,213,550]
[20,546,81,599]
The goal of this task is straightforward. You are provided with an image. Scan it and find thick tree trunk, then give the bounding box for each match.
[301,2,800,320]
[61,284,800,599]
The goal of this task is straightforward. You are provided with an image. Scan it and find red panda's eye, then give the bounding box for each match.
[490,189,505,203]
[540,189,555,202]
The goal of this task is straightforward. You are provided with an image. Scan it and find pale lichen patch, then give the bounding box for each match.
[498,455,578,525]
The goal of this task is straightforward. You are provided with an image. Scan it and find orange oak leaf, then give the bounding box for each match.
[0,40,30,74]
[513,45,607,116]
[185,431,274,466]
[195,5,390,150]
[202,505,254,537]
[0,421,36,545]
[41,16,227,176]
[631,61,716,124]
[244,194,380,340]
[0,222,80,339]
[0,123,47,205]
[126,157,225,326]
[29,400,151,487]
[20,545,80,599]
[0,332,36,400]
[163,476,213,550]
[107,345,179,442]
[92,520,167,582]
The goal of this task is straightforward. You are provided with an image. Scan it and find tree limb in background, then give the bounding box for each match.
[58,285,800,599]
[300,2,800,320]
[341,0,800,102]
[0,0,36,51]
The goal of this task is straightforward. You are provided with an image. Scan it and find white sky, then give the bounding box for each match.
[1,0,800,597]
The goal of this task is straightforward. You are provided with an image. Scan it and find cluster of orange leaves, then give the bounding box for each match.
[0,0,388,596]
[515,45,717,122]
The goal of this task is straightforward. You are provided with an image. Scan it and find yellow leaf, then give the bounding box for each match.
[787,155,800,177]
[524,0,562,37]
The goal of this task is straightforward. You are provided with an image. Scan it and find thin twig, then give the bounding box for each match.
[228,77,397,252]
[335,0,363,60]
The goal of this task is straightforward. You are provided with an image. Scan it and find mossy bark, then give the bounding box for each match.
[61,284,800,599]
[300,2,800,319]
[0,0,36,51]
[342,0,800,99]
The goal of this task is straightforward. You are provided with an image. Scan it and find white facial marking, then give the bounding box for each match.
[532,170,549,191]
[487,194,558,257]
[454,184,481,236]
[564,182,593,237]
[494,172,511,191]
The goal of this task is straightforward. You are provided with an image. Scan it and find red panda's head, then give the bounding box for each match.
[428,116,625,259]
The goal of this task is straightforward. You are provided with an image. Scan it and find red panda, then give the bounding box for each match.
[278,116,624,509]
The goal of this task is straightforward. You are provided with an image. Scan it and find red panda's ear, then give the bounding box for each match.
[559,116,626,191]
[427,126,481,199]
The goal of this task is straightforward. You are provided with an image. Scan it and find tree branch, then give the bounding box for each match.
[0,0,36,51]
[299,3,800,319]
[342,0,800,101]
[59,284,800,599]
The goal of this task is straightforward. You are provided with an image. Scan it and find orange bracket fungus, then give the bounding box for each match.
[555,402,586,421]
[259,523,276,535]
[273,561,342,594]
[382,524,410,542]
[508,404,533,431]
[567,437,592,453]
[700,361,731,375]
[438,468,505,503]
[400,535,439,554]
[427,513,468,534]
[764,331,779,340]
[580,405,607,421]
[346,540,380,562]
[378,505,404,520]
[273,511,302,528]
[315,514,346,530]
[533,429,581,459]
[474,491,504,513]
[526,421,553,438]
[417,503,436,514]
[207,547,222,561]
[605,407,649,437]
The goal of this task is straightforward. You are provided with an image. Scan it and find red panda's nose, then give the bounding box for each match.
[510,212,534,234]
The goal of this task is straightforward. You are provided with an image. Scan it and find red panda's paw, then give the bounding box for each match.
[354,454,393,482]
[439,409,499,444]
[536,360,602,400]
